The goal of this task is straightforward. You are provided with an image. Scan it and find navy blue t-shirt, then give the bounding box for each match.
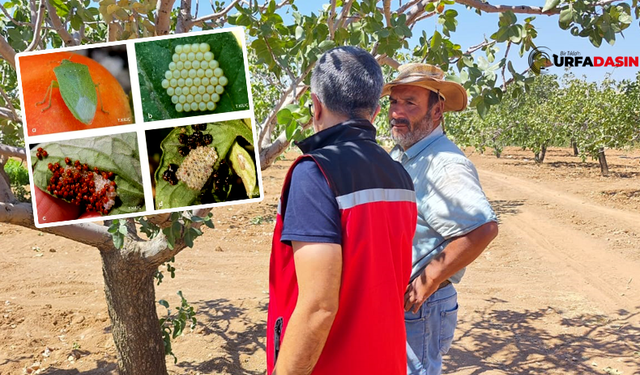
[280,159,342,245]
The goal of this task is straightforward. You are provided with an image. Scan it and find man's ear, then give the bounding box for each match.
[432,100,444,124]
[371,104,381,122]
[311,93,322,121]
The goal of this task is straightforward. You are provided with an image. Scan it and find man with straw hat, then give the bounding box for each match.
[384,63,499,375]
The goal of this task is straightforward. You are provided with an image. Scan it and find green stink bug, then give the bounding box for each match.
[35,59,108,125]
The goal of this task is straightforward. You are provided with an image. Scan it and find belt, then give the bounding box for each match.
[437,279,451,290]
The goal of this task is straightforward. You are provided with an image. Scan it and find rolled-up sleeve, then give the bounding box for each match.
[422,159,496,240]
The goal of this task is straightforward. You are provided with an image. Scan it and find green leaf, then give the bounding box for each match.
[112,233,124,249]
[135,32,250,122]
[477,99,489,118]
[154,120,254,209]
[118,224,128,235]
[229,142,258,198]
[431,30,442,48]
[558,8,573,29]
[276,107,293,126]
[542,0,561,12]
[159,299,169,309]
[31,133,145,216]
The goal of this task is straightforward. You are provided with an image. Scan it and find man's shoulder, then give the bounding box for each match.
[423,135,474,169]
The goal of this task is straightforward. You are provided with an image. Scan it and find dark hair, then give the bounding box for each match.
[310,46,383,119]
[427,90,441,110]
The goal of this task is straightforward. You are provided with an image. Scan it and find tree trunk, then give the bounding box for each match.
[534,144,547,164]
[101,249,167,375]
[598,148,609,177]
[571,139,579,156]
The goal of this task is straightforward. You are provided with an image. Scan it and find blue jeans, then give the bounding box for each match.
[405,283,458,375]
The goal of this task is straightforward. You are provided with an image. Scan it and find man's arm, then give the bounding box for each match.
[273,241,342,375]
[404,221,498,313]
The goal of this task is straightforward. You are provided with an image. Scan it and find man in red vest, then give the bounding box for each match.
[267,46,418,375]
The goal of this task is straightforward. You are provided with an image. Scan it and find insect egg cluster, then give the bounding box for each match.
[161,43,228,113]
[176,146,218,190]
[35,147,48,160]
[46,159,117,214]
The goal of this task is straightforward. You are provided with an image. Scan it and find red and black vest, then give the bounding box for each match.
[267,119,417,375]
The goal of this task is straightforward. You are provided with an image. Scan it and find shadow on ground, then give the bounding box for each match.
[175,298,268,375]
[40,361,116,374]
[444,303,640,374]
[489,199,525,223]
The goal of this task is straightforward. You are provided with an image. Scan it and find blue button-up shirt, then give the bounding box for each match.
[391,126,497,283]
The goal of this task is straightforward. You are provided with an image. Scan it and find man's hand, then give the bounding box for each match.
[404,272,439,313]
[404,221,499,313]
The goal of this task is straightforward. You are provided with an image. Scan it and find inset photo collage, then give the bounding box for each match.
[15,27,262,228]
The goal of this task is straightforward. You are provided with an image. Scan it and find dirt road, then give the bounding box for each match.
[1,147,639,374]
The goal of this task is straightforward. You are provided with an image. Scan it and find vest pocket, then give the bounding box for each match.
[274,316,284,363]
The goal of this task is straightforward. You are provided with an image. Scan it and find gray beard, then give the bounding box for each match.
[391,115,434,151]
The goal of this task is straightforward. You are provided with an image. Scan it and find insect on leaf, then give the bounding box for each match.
[53,60,98,124]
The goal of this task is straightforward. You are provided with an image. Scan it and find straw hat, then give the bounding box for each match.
[381,63,468,112]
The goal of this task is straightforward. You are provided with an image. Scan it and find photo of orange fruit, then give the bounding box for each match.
[19,50,133,136]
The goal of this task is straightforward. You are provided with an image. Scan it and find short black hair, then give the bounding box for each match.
[310,46,383,119]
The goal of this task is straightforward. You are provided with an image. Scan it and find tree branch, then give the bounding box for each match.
[155,0,176,35]
[0,157,15,203]
[176,0,192,33]
[0,85,19,121]
[45,0,76,46]
[413,10,436,23]
[0,35,17,70]
[0,144,26,160]
[189,0,241,27]
[398,0,422,14]
[452,0,625,15]
[328,0,337,38]
[140,209,211,266]
[108,22,123,42]
[0,201,115,251]
[25,0,46,52]
[383,0,392,28]
[260,120,313,170]
[377,54,400,69]
[335,0,355,31]
[258,64,313,149]
[0,3,31,26]
[501,41,512,90]
[0,107,20,122]
[405,0,437,25]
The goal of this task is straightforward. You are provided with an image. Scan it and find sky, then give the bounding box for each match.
[190,0,639,83]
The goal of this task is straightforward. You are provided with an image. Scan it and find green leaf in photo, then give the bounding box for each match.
[154,120,256,209]
[30,133,145,216]
[135,32,250,122]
